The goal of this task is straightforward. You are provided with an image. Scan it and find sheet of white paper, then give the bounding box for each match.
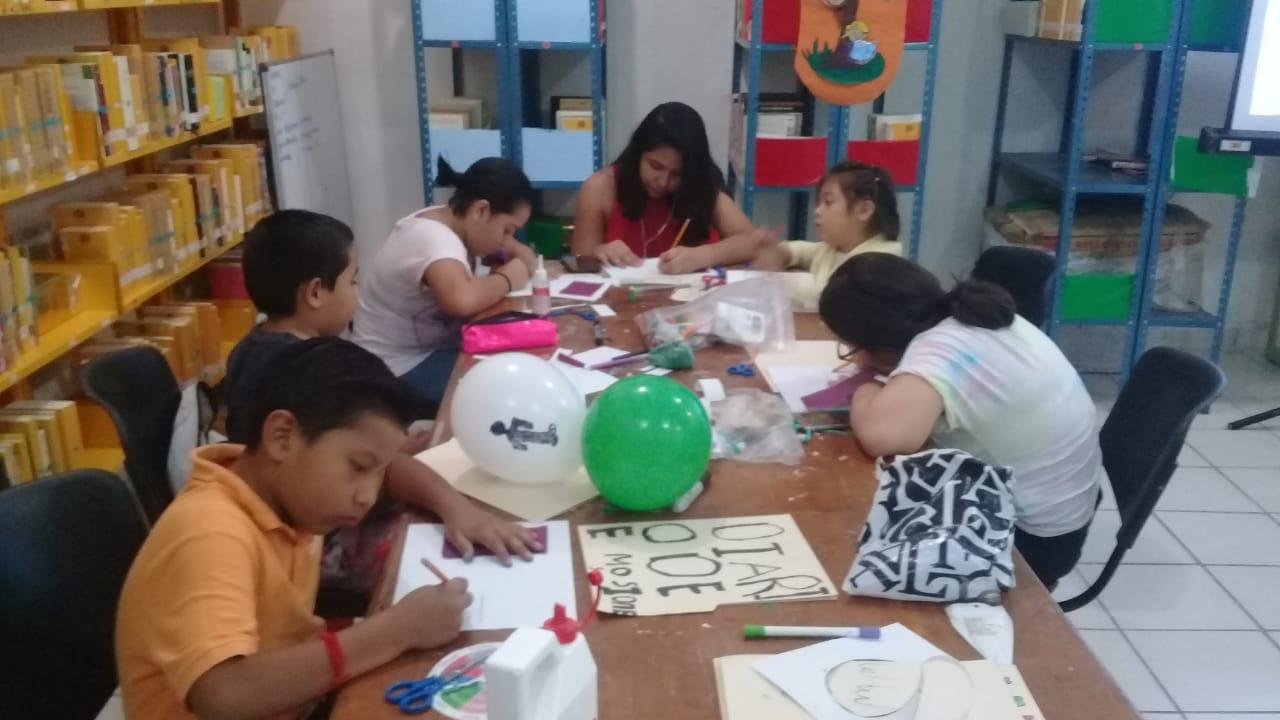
[755,341,843,412]
[714,655,813,720]
[548,349,618,396]
[591,303,617,318]
[415,439,599,520]
[753,625,952,720]
[392,521,576,630]
[567,346,632,367]
[765,365,840,413]
[604,258,663,282]
[670,270,772,303]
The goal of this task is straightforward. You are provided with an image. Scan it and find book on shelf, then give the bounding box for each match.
[869,112,922,141]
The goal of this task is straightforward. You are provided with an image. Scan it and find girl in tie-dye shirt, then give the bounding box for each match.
[819,253,1105,589]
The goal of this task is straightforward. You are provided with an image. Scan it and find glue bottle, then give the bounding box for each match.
[532,255,551,316]
[487,571,602,720]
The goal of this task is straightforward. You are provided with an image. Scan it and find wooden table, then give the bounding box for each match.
[332,288,1138,720]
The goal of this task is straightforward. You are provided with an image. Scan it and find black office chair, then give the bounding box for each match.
[0,470,149,720]
[971,246,1058,328]
[81,346,181,523]
[1059,347,1225,612]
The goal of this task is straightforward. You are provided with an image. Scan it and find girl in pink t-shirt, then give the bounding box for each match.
[353,158,535,410]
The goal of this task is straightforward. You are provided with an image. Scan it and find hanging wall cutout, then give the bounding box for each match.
[795,0,908,106]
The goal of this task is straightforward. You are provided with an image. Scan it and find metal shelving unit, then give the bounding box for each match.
[411,0,606,205]
[986,0,1250,373]
[728,0,943,258]
[1132,0,1250,367]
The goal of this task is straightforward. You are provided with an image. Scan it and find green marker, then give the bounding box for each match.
[743,624,882,640]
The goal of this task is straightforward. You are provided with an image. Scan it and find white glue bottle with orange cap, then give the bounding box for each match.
[486,570,603,720]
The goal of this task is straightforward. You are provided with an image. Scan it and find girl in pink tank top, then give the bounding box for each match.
[573,102,763,273]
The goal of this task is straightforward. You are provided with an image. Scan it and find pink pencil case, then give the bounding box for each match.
[462,311,558,354]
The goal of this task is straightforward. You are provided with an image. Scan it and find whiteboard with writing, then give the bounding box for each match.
[261,51,354,227]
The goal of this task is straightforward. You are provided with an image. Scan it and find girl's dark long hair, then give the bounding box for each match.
[614,102,724,244]
[819,253,1017,355]
[437,156,534,216]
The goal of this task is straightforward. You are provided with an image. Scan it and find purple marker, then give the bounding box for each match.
[743,624,882,640]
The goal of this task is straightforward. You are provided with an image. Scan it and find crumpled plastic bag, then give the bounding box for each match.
[636,276,795,353]
[710,389,806,465]
[845,449,1017,602]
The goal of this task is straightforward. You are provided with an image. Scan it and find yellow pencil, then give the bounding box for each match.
[421,557,451,583]
[669,218,691,251]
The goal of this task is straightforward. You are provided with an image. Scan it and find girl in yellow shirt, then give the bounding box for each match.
[753,161,903,310]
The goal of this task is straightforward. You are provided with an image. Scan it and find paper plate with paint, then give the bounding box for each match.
[428,642,502,720]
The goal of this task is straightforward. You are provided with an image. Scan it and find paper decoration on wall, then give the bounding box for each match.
[795,0,908,106]
[577,514,836,616]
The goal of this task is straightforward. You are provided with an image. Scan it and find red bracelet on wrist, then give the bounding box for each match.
[320,630,347,691]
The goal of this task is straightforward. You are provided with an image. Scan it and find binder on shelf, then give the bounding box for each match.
[0,73,33,188]
[5,69,49,178]
[0,434,34,485]
[166,157,239,242]
[76,45,153,147]
[193,144,262,227]
[6,247,35,351]
[143,303,221,377]
[751,136,829,187]
[0,409,68,472]
[125,175,199,261]
[27,52,129,159]
[100,188,180,275]
[848,139,921,186]
[141,39,208,132]
[0,415,52,478]
[6,400,85,466]
[869,113,923,141]
[31,66,73,177]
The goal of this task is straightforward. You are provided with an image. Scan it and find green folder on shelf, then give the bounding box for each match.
[1170,136,1252,197]
[1189,0,1250,47]
[1094,0,1174,43]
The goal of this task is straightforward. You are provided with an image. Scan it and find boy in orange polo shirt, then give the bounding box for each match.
[117,339,471,719]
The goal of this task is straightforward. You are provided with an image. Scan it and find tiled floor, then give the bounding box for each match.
[93,355,1280,720]
[1056,353,1280,719]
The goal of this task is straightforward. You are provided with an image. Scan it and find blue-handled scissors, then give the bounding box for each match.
[384,650,492,714]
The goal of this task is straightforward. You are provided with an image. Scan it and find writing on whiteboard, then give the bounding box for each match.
[262,52,354,227]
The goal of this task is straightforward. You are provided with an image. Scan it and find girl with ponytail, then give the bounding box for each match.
[819,253,1105,589]
[353,157,536,408]
[752,161,903,311]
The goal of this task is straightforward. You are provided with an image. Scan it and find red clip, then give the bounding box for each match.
[540,569,605,644]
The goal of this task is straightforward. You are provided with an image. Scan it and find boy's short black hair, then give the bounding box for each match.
[243,210,354,318]
[244,337,414,451]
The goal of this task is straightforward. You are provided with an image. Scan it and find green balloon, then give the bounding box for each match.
[582,375,711,511]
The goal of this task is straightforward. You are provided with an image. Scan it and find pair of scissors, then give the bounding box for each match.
[384,650,492,714]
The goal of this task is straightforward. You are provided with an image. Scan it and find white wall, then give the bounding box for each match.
[243,0,1278,353]
[242,0,429,266]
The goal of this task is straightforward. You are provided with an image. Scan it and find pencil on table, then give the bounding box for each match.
[421,557,451,583]
[669,218,691,251]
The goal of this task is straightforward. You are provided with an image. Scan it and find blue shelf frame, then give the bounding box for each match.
[729,0,942,256]
[507,0,605,190]
[412,0,511,205]
[1133,0,1252,366]
[985,0,1251,375]
[412,0,605,206]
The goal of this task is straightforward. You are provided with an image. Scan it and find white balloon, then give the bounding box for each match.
[450,353,586,485]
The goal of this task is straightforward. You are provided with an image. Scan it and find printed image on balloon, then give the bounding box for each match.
[450,353,587,485]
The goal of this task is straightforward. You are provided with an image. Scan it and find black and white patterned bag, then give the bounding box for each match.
[845,449,1017,602]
